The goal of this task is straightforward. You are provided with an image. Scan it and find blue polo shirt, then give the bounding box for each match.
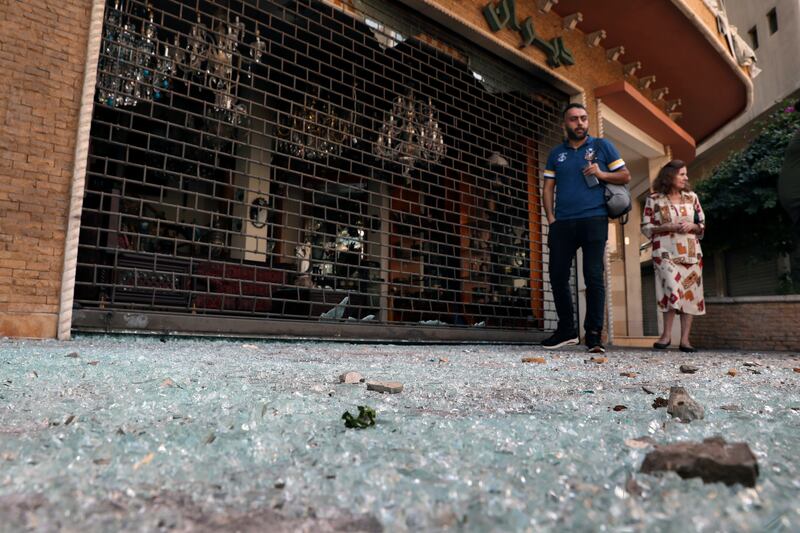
[544,136,626,221]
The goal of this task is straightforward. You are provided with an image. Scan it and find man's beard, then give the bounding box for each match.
[566,127,587,141]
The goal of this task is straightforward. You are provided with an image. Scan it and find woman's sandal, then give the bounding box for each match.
[679,345,698,353]
[653,340,671,349]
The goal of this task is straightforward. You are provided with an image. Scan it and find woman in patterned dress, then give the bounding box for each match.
[641,160,706,352]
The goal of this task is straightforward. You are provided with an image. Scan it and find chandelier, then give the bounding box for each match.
[97,1,169,107]
[96,1,262,125]
[275,88,360,161]
[374,90,445,176]
[184,13,248,126]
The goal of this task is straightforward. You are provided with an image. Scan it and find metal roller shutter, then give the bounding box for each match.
[73,0,570,341]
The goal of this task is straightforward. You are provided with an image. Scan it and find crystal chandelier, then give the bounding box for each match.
[185,13,248,125]
[374,90,445,176]
[96,1,259,125]
[245,30,266,80]
[276,88,360,161]
[97,1,167,107]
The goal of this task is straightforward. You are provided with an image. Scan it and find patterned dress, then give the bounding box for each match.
[641,191,706,315]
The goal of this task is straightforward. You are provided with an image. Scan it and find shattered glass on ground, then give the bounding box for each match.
[1,336,799,531]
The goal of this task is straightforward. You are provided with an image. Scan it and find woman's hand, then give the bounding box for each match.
[659,222,695,234]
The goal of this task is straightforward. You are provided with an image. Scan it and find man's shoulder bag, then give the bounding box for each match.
[594,137,632,223]
[604,182,632,223]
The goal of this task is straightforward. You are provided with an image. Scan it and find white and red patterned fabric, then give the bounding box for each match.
[642,191,706,315]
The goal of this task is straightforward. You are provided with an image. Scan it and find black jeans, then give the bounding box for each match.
[547,216,608,334]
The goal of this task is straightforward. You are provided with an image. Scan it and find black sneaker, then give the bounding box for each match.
[585,332,606,353]
[541,329,579,349]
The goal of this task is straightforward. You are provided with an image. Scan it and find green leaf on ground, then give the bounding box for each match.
[342,405,376,429]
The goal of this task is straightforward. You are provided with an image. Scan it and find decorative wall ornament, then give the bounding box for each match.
[586,29,606,48]
[652,87,670,100]
[606,45,624,62]
[374,90,445,177]
[561,12,582,31]
[482,0,575,67]
[665,99,682,113]
[623,61,641,77]
[537,0,558,14]
[638,75,656,90]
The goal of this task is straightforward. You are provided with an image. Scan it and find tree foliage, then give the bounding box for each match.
[695,102,800,255]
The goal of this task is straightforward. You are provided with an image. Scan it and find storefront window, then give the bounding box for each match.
[75,0,567,338]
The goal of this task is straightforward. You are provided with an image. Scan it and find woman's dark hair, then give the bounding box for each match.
[652,159,688,194]
[562,102,587,117]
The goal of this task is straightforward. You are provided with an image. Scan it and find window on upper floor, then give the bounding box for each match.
[768,7,778,34]
[748,25,759,49]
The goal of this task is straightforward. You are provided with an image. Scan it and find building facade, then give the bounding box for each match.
[0,0,751,342]
[685,0,800,350]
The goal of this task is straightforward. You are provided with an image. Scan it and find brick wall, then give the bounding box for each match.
[691,298,800,351]
[0,0,92,337]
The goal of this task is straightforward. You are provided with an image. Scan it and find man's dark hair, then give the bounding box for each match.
[562,102,587,117]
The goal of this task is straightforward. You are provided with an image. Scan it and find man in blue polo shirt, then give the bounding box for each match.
[541,103,630,353]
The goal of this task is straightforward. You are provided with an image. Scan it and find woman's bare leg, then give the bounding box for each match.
[658,310,676,344]
[680,313,694,347]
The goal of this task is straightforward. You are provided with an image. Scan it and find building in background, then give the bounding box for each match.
[686,0,800,350]
[0,0,751,344]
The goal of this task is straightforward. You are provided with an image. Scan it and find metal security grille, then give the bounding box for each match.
[73,0,569,341]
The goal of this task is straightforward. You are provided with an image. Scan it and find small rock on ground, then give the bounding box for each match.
[640,436,759,487]
[679,365,698,374]
[339,371,363,384]
[521,357,546,364]
[667,386,705,422]
[652,397,668,409]
[625,436,656,449]
[366,381,403,394]
[625,476,645,497]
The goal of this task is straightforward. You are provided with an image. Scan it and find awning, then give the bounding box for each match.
[596,81,696,162]
[554,0,751,144]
